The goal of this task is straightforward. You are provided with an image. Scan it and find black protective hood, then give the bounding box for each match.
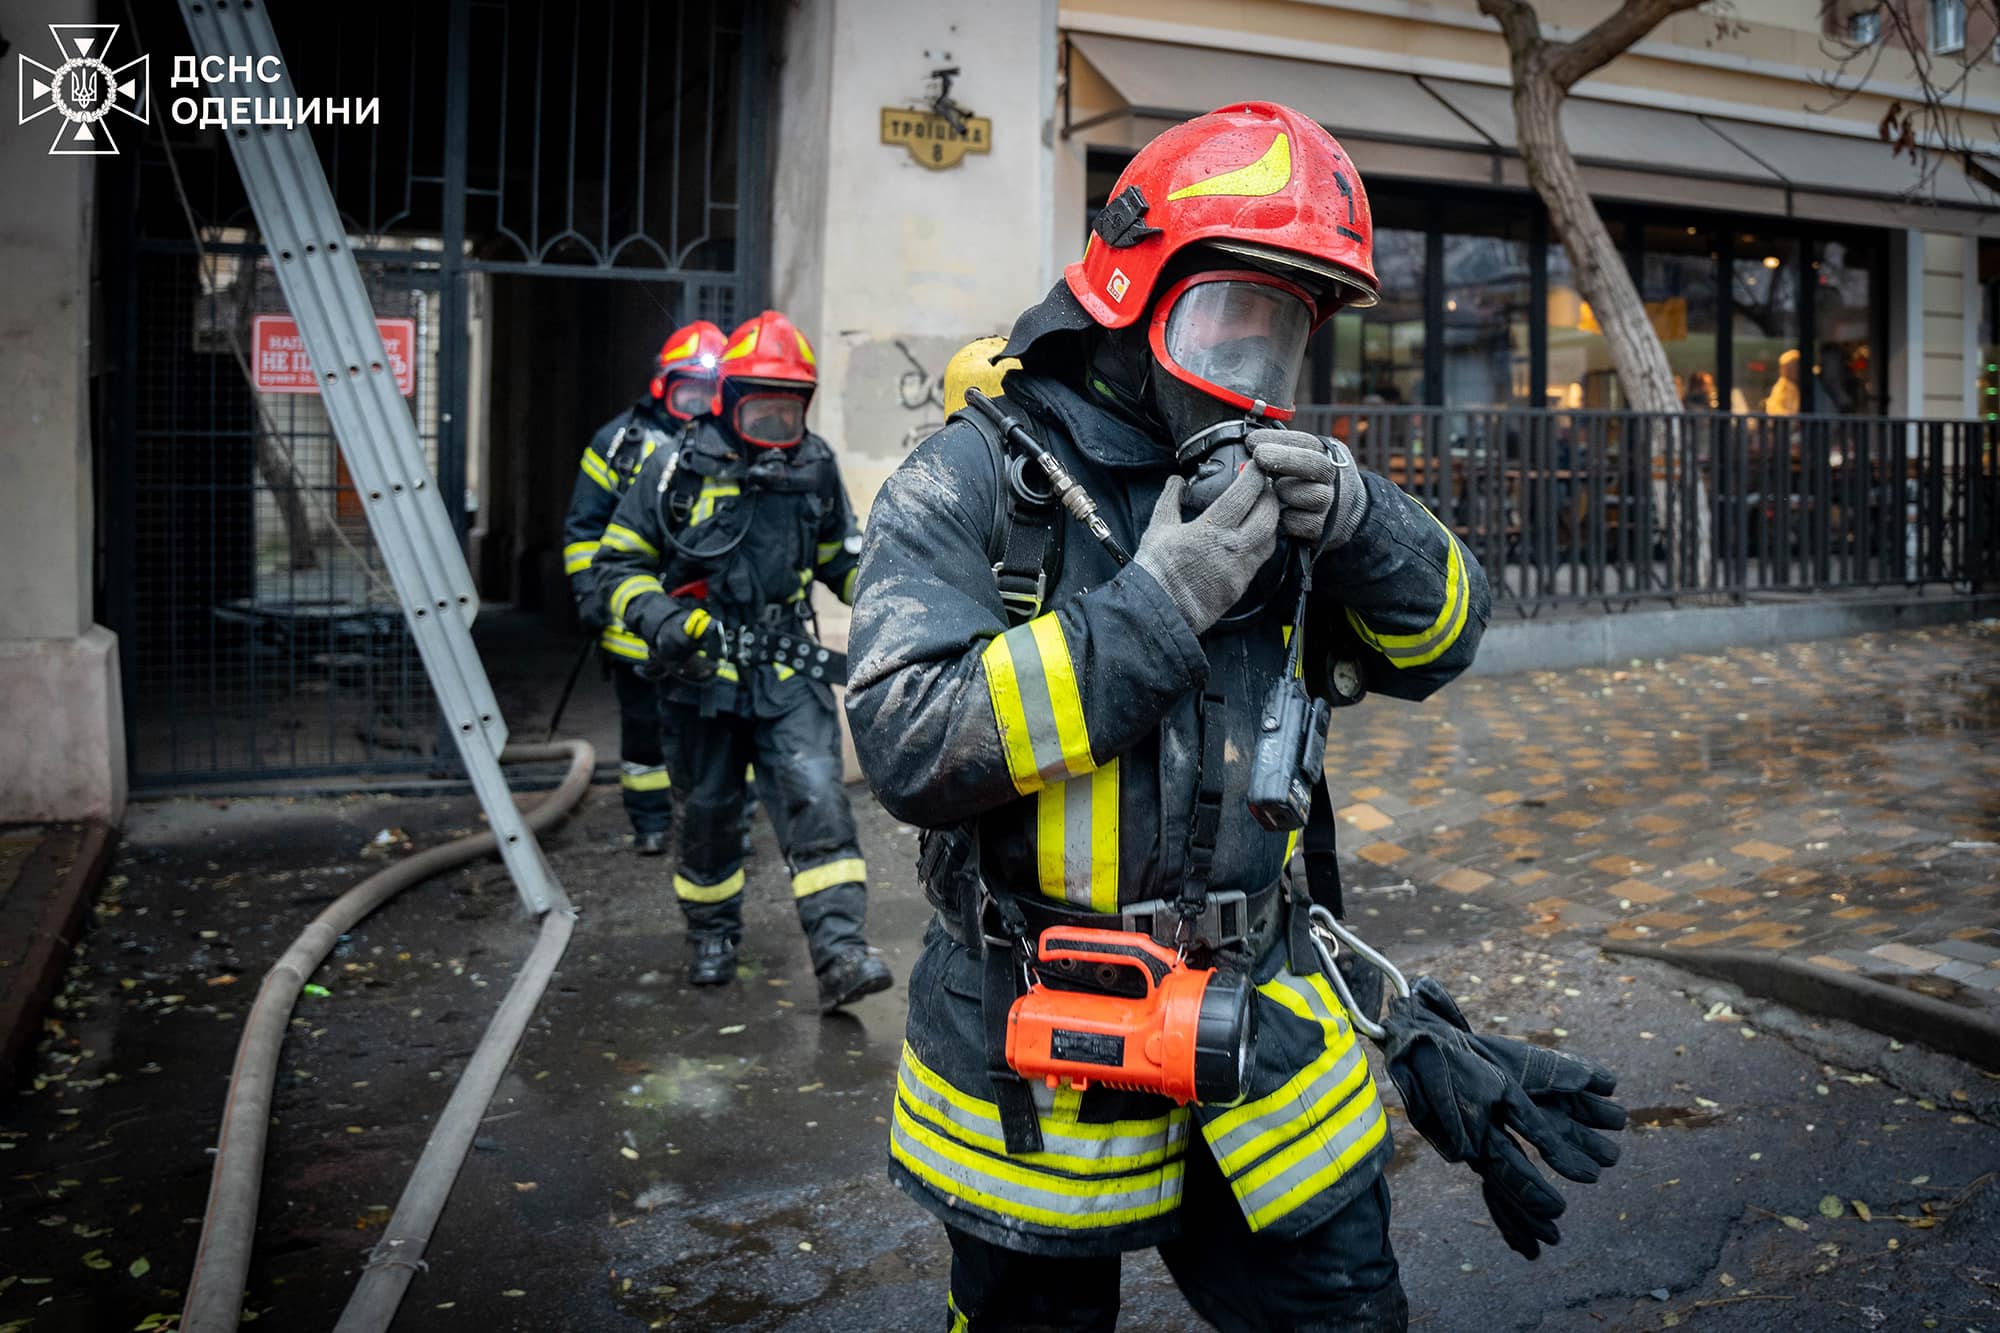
[998,280,1096,370]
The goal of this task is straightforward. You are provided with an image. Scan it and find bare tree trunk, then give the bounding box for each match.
[1511,75,1678,415]
[1479,0,1715,587]
[254,433,321,571]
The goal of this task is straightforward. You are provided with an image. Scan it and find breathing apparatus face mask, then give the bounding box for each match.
[725,380,812,449]
[662,373,716,421]
[1146,271,1314,513]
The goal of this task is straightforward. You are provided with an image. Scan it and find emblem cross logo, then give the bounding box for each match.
[17,24,150,156]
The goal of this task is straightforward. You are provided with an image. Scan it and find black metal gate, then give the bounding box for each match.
[102,0,768,786]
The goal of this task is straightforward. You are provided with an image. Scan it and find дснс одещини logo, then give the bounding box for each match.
[17,23,150,156]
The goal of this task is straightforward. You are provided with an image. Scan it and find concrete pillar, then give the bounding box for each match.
[771,0,1059,528]
[0,0,128,822]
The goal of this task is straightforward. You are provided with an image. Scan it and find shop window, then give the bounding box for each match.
[1730,234,1801,415]
[1644,224,1721,411]
[1444,217,1532,408]
[1544,223,1625,410]
[1329,228,1425,405]
[1933,0,1966,52]
[1979,239,2000,421]
[1812,239,1879,414]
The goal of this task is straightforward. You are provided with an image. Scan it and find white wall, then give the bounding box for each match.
[0,0,128,822]
[774,0,1060,525]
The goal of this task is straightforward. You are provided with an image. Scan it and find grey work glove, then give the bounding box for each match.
[1249,430,1366,548]
[1133,462,1281,635]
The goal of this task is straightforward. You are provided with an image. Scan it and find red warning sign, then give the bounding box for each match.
[250,315,416,396]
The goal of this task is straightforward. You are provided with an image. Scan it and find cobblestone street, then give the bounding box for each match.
[1327,621,2000,1013]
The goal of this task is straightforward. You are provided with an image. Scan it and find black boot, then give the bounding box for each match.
[816,945,892,1013]
[634,829,670,857]
[688,932,740,987]
[797,882,892,1012]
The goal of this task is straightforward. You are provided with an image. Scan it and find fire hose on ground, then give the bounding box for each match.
[180,740,594,1333]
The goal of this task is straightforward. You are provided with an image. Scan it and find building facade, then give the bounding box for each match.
[2,0,1994,812]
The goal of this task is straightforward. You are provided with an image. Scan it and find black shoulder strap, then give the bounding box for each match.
[953,407,1065,627]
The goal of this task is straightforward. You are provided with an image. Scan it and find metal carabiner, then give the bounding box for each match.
[1307,905,1411,1042]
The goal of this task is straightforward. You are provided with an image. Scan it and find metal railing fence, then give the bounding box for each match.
[1290,406,1999,616]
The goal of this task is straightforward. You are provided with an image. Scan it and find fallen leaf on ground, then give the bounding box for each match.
[206,975,237,987]
[1852,1200,1872,1221]
[619,1147,639,1160]
[513,1181,538,1192]
[83,1247,114,1269]
[718,1025,746,1036]
[1818,1195,1845,1219]
[501,1289,525,1298]
[129,1256,151,1278]
[1779,1215,1810,1233]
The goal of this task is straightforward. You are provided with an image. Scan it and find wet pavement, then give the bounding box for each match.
[2,621,1997,1331]
[1327,621,2000,1014]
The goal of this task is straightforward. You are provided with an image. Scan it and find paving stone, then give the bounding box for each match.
[1731,839,1794,862]
[1931,938,2000,965]
[1605,878,1676,905]
[1435,867,1494,895]
[1338,803,1393,833]
[1867,942,1951,970]
[1355,841,1408,867]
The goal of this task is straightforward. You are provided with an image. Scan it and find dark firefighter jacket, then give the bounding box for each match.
[562,400,680,663]
[589,420,863,717]
[844,371,1490,1256]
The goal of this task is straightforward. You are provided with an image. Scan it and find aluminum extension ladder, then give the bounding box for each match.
[176,0,561,918]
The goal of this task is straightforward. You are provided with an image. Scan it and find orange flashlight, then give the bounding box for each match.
[1005,927,1255,1105]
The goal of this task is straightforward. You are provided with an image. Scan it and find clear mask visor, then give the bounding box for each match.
[733,390,808,447]
[665,375,714,419]
[1159,279,1311,413]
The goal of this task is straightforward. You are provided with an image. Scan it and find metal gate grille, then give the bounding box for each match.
[110,0,768,786]
[129,245,444,781]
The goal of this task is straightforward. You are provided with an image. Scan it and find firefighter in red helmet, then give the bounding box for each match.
[562,320,727,855]
[844,103,1491,1328]
[592,311,893,1009]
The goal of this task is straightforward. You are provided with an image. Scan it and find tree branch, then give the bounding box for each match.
[1544,0,1712,91]
[1475,0,1547,61]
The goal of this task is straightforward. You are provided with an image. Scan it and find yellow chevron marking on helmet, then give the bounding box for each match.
[794,330,817,366]
[1166,132,1292,202]
[660,329,701,364]
[722,328,759,360]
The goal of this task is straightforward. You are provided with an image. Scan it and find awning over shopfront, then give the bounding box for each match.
[1065,31,1485,150]
[1065,31,1996,220]
[1417,76,1781,187]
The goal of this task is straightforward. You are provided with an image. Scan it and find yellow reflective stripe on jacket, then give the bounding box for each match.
[619,761,671,793]
[579,449,616,492]
[1344,508,1470,669]
[1200,972,1388,1233]
[563,540,600,575]
[610,574,664,620]
[673,868,744,903]
[981,615,1094,795]
[816,539,844,566]
[690,480,740,525]
[891,1045,1187,1232]
[899,1043,1190,1166]
[947,1292,970,1333]
[600,626,649,660]
[601,522,659,559]
[1034,759,1119,913]
[792,857,866,897]
[841,568,857,604]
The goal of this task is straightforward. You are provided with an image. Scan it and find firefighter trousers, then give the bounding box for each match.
[942,1159,1406,1332]
[610,657,673,837]
[662,693,870,974]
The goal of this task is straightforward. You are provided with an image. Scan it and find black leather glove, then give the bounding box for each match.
[1473,1129,1567,1260]
[576,590,613,635]
[1468,1032,1625,1182]
[1380,976,1624,1261]
[650,606,724,678]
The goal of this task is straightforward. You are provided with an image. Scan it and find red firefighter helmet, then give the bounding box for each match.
[1066,102,1379,331]
[649,319,727,420]
[713,311,818,447]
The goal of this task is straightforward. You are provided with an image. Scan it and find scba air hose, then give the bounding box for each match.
[181,740,594,1333]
